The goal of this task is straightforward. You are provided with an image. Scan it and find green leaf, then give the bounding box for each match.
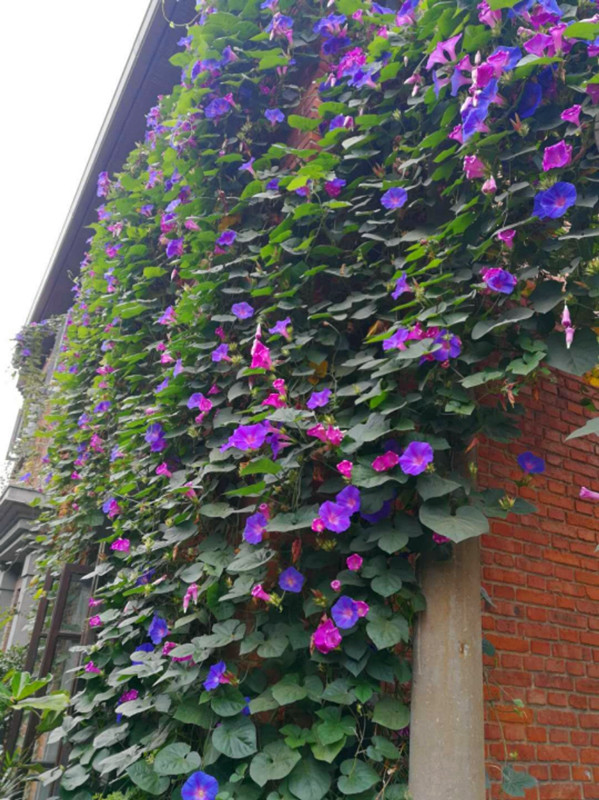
[371,572,403,598]
[272,677,307,705]
[371,697,410,730]
[287,115,320,132]
[417,473,461,502]
[249,741,301,787]
[288,757,332,800]
[240,457,282,476]
[366,613,409,650]
[212,716,258,759]
[502,765,537,797]
[488,0,520,7]
[564,21,599,40]
[471,307,534,340]
[199,502,237,518]
[545,329,599,376]
[126,761,170,795]
[566,417,599,440]
[153,742,201,776]
[528,281,563,314]
[61,765,89,791]
[211,685,248,717]
[419,501,488,542]
[337,759,380,795]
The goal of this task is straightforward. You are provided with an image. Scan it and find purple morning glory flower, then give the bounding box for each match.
[324,178,347,198]
[268,317,291,338]
[482,268,517,294]
[329,114,353,131]
[266,13,294,42]
[216,229,237,247]
[243,512,268,544]
[391,273,409,300]
[205,97,232,119]
[212,343,230,362]
[331,596,359,629]
[517,82,542,120]
[399,441,434,476]
[222,423,269,451]
[307,388,332,410]
[266,178,280,191]
[145,423,167,452]
[360,497,393,524]
[135,568,156,586]
[158,306,176,326]
[533,182,577,220]
[382,328,409,352]
[166,238,184,259]
[381,187,407,210]
[140,204,154,217]
[319,501,352,533]
[97,171,110,198]
[204,661,229,691]
[232,302,254,320]
[148,615,169,645]
[102,497,121,519]
[181,772,219,800]
[265,108,285,125]
[517,451,545,474]
[155,377,169,393]
[336,485,360,515]
[431,330,461,361]
[173,358,183,377]
[132,643,154,664]
[279,567,305,593]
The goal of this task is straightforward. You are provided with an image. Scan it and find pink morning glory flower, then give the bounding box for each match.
[482,176,497,195]
[399,441,434,475]
[497,229,516,248]
[372,451,400,472]
[433,533,451,544]
[561,105,581,126]
[325,178,347,197]
[425,33,462,69]
[312,618,342,653]
[251,584,272,603]
[251,339,273,370]
[156,462,172,478]
[346,554,363,571]
[102,497,121,519]
[110,538,130,554]
[542,140,572,171]
[183,583,198,612]
[84,661,101,674]
[312,517,325,532]
[89,615,101,628]
[331,579,342,592]
[580,486,599,502]
[463,155,485,179]
[337,460,353,480]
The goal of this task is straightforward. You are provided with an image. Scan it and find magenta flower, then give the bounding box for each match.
[391,273,409,300]
[158,306,176,326]
[279,567,305,593]
[312,618,342,653]
[183,583,198,613]
[187,393,213,413]
[223,423,269,451]
[251,584,272,603]
[517,451,545,474]
[265,108,285,125]
[433,532,451,544]
[251,339,272,369]
[533,182,577,219]
[346,554,363,571]
[148,615,169,645]
[497,229,516,249]
[319,501,351,533]
[232,302,254,320]
[84,661,101,674]
[216,229,237,247]
[372,450,400,472]
[482,176,497,195]
[156,462,172,478]
[331,595,360,629]
[481,268,517,294]
[425,33,462,69]
[399,441,434,475]
[266,12,294,42]
[145,423,167,452]
[181,772,219,800]
[312,517,325,532]
[110,538,130,554]
[381,187,407,210]
[478,0,501,28]
[89,615,101,628]
[118,689,139,705]
[89,597,102,608]
[337,485,360,514]
[431,330,461,361]
[325,178,347,198]
[262,392,286,408]
[204,661,229,691]
[307,388,332,410]
[102,497,121,519]
[337,460,353,480]
[463,155,485,179]
[542,140,572,172]
[561,105,581,126]
[268,317,292,338]
[166,238,184,259]
[161,212,178,233]
[331,579,342,592]
[355,600,369,618]
[212,343,230,362]
[580,486,599,502]
[382,327,409,351]
[243,511,268,544]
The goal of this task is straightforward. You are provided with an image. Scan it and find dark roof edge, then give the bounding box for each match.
[27,0,189,324]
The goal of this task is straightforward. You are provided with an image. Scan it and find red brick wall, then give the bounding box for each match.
[479,373,599,799]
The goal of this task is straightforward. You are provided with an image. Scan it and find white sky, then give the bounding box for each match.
[0,1,151,477]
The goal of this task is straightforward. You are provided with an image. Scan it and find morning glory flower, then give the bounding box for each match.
[336,485,360,514]
[158,306,176,326]
[102,497,121,519]
[222,423,269,452]
[517,451,545,474]
[216,229,237,247]
[181,773,219,800]
[331,596,365,629]
[266,13,294,42]
[319,501,352,533]
[346,554,363,571]
[580,486,599,502]
[166,238,184,259]
[425,33,462,69]
[232,302,254,320]
[96,171,110,197]
[187,393,213,413]
[497,229,516,248]
[561,105,581,126]
[307,388,332,410]
[265,108,285,125]
[268,317,292,338]
[131,644,154,666]
[204,661,229,691]
[110,537,130,553]
[211,343,230,362]
[517,82,542,119]
[329,114,354,130]
[391,273,409,300]
[250,339,273,370]
[487,46,521,74]
[337,461,353,480]
[431,330,461,361]
[324,178,347,198]
[145,423,167,452]
[312,618,342,653]
[399,441,434,475]
[382,328,409,351]
[155,377,169,393]
[243,512,268,544]
[279,567,305,593]
[542,141,572,171]
[482,268,517,294]
[372,451,400,472]
[84,661,101,674]
[148,615,169,645]
[95,400,111,414]
[533,182,577,219]
[173,359,183,377]
[205,97,233,119]
[463,155,485,179]
[381,187,407,210]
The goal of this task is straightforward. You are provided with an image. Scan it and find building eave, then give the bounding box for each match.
[27,0,195,324]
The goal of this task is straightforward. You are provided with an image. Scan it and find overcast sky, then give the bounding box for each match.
[0,1,151,477]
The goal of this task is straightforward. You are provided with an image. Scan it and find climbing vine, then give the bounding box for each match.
[15,0,599,797]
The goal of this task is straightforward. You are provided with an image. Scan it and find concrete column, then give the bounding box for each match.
[6,554,38,649]
[409,538,485,800]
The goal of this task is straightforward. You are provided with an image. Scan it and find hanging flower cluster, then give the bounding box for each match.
[20,0,599,797]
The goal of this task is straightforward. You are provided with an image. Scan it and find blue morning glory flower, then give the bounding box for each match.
[533,182,576,219]
[148,615,169,645]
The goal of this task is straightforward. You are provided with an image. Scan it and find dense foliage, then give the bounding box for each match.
[15,0,599,796]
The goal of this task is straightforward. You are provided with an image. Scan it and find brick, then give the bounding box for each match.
[537,744,579,762]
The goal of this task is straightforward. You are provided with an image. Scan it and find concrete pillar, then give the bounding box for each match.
[6,554,38,649]
[409,538,485,800]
